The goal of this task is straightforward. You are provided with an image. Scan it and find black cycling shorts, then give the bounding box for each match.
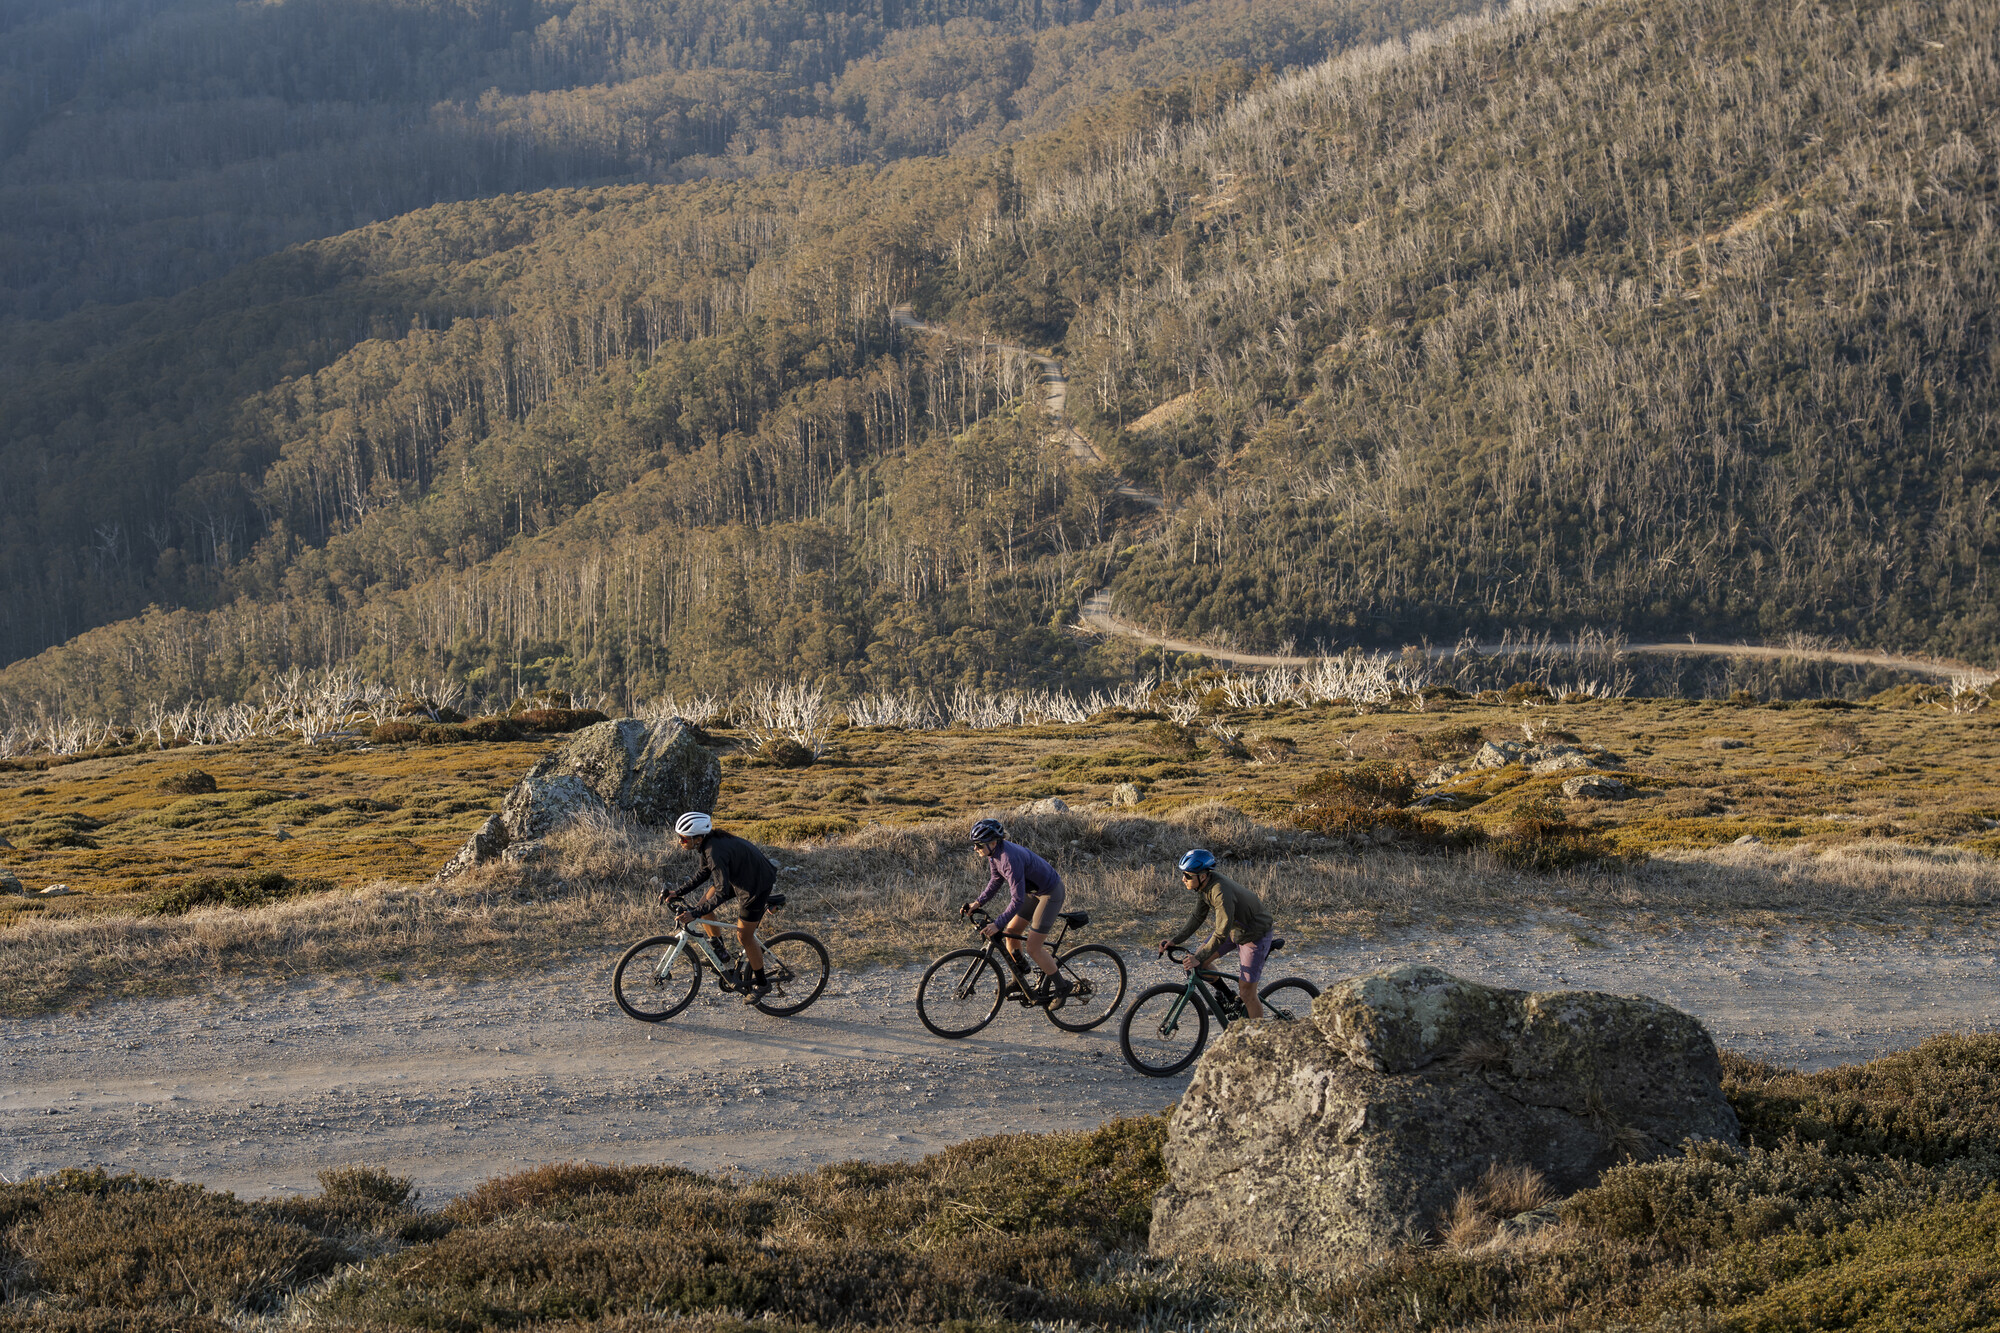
[734,884,774,923]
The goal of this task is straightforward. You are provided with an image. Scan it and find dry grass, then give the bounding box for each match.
[2,694,1997,1011]
[4,802,1996,1015]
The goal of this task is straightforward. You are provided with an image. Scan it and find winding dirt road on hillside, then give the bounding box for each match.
[5,919,1997,1199]
[892,308,1994,685]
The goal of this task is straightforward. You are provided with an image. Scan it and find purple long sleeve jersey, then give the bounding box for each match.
[971,840,1063,922]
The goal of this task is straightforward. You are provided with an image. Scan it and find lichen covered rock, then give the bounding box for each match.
[437,718,719,879]
[1150,965,1736,1269]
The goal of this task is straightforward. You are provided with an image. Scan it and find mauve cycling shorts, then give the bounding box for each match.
[1237,931,1275,985]
[1009,884,1066,933]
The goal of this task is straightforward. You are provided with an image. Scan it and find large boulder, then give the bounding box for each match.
[437,718,719,880]
[1150,965,1736,1269]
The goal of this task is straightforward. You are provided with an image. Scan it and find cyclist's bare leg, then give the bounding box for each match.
[1237,976,1264,1019]
[1018,924,1058,978]
[736,917,765,972]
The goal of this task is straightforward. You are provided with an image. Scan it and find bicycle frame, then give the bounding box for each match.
[1146,951,1248,1037]
[653,911,761,980]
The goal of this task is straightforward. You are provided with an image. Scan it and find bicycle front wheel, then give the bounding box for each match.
[916,948,1006,1039]
[613,935,701,1022]
[1044,943,1128,1032]
[1258,977,1321,1022]
[1120,982,1209,1076]
[755,931,831,1017]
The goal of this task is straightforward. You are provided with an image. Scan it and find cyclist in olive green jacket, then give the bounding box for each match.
[1157,848,1276,1019]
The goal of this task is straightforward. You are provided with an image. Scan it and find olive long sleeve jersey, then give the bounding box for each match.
[1169,869,1274,956]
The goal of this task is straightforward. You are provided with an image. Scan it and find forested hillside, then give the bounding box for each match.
[1005,0,1998,657]
[0,0,1467,321]
[2,0,1994,721]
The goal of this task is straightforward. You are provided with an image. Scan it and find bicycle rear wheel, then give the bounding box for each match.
[613,935,701,1022]
[916,948,1005,1039]
[1258,977,1320,1022]
[1120,982,1209,1076]
[1044,943,1127,1032]
[755,931,830,1016]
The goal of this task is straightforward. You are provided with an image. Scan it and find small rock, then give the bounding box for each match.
[1561,775,1630,800]
[1428,763,1466,784]
[39,884,73,897]
[501,839,548,865]
[1470,740,1525,770]
[0,834,12,849]
[1410,793,1463,811]
[1527,745,1600,773]
[1733,833,1763,846]
[1110,782,1143,808]
[1018,796,1070,815]
[1703,736,1749,750]
[273,827,292,841]
[1483,1206,1563,1250]
[0,869,24,895]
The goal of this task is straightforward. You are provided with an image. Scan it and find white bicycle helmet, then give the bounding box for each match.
[674,811,713,838]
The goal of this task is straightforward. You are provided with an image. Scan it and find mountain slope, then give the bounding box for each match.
[4,0,1995,719]
[974,0,1998,655]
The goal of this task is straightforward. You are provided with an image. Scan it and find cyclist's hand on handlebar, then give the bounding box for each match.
[978,921,999,939]
[1155,939,1173,955]
[958,901,974,917]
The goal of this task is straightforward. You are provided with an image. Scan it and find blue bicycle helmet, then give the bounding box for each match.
[1177,848,1217,873]
[970,818,1006,846]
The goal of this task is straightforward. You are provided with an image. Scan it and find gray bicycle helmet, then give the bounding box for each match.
[970,818,1005,845]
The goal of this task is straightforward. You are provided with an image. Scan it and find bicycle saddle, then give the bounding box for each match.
[1058,910,1089,928]
[767,893,787,909]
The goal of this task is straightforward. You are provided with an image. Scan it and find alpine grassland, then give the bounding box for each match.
[4,681,1997,1014]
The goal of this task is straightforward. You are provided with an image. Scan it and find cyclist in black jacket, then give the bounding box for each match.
[660,811,779,1003]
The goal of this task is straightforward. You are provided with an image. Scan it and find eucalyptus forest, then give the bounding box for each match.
[0,0,1993,720]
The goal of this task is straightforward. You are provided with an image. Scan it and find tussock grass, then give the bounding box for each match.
[3,694,1998,1009]
[4,806,1996,1015]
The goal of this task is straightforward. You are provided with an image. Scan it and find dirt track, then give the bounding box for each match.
[6,915,1996,1200]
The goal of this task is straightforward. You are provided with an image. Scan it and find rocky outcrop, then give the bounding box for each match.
[1150,965,1736,1270]
[437,718,719,880]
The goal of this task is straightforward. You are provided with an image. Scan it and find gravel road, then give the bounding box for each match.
[5,912,1996,1200]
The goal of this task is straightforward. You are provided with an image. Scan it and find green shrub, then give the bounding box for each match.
[142,872,326,916]
[1725,1035,2000,1165]
[465,715,525,742]
[154,769,217,795]
[13,812,105,849]
[516,707,609,732]
[371,721,473,745]
[1418,724,1486,758]
[1490,796,1622,871]
[738,815,857,843]
[6,1171,336,1315]
[1144,720,1203,759]
[1291,763,1418,832]
[761,737,815,768]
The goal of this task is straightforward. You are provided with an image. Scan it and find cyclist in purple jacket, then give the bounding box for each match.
[960,818,1076,1005]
